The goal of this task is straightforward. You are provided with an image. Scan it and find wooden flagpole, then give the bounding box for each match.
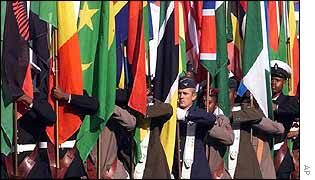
[13,102,18,176]
[206,72,211,112]
[52,27,60,169]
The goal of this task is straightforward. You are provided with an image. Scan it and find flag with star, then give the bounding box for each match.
[76,1,117,161]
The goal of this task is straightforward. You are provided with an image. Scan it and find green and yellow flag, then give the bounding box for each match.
[76,1,117,161]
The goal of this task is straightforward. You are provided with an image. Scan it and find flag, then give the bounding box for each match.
[46,1,83,145]
[30,1,57,28]
[178,1,187,75]
[30,1,51,99]
[127,1,147,116]
[239,1,273,118]
[227,1,247,81]
[200,1,217,78]
[1,1,33,155]
[148,1,161,78]
[76,1,117,161]
[268,1,289,95]
[288,1,299,96]
[267,1,280,59]
[1,0,12,156]
[183,1,202,72]
[153,1,180,171]
[114,1,129,89]
[214,2,230,117]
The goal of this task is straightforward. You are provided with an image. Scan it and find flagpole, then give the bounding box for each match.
[286,37,291,94]
[52,27,60,169]
[97,136,101,179]
[176,121,181,178]
[13,102,18,177]
[206,72,211,112]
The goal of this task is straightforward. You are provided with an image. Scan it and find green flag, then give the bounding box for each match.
[30,1,57,27]
[1,1,13,156]
[76,1,117,161]
[215,2,230,117]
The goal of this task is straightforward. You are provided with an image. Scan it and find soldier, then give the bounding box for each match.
[172,76,216,179]
[270,60,299,179]
[203,88,234,179]
[3,91,56,179]
[134,77,173,179]
[51,87,99,178]
[85,88,136,179]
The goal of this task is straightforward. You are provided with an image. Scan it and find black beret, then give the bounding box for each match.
[179,76,196,89]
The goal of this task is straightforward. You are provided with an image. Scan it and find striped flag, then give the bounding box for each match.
[200,1,217,77]
[227,1,247,81]
[114,1,129,89]
[153,1,181,172]
[183,1,202,72]
[46,1,83,145]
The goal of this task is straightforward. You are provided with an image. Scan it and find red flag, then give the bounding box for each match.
[127,1,147,116]
[46,2,83,145]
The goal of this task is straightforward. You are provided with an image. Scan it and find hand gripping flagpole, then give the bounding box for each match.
[52,26,60,169]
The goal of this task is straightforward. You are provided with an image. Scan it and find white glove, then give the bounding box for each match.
[177,107,187,121]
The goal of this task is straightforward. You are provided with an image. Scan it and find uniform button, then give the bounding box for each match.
[230,151,237,160]
[180,160,183,162]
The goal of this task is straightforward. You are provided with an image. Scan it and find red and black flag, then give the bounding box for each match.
[2,1,33,109]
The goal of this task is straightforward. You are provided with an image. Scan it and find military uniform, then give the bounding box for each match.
[172,106,216,179]
[273,92,299,179]
[228,106,264,179]
[207,115,234,179]
[88,105,136,179]
[141,99,173,179]
[270,60,300,179]
[63,92,99,178]
[3,92,56,179]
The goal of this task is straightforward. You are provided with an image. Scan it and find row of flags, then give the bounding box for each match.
[1,0,299,173]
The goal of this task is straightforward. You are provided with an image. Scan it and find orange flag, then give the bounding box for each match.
[46,1,83,145]
[127,1,147,116]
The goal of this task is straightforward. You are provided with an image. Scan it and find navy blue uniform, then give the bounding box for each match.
[173,107,216,179]
[273,93,299,179]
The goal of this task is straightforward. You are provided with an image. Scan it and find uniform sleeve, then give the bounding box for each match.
[70,94,99,115]
[187,107,216,127]
[32,99,56,126]
[208,115,234,145]
[112,105,136,131]
[231,107,264,124]
[252,117,284,135]
[277,96,299,117]
[147,101,173,127]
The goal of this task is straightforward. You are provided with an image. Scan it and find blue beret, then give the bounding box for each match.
[179,76,196,89]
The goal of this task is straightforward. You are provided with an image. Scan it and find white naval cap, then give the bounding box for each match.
[270,60,292,79]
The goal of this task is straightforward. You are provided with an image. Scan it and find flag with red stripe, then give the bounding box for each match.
[200,1,217,77]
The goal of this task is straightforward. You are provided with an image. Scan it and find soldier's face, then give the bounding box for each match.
[178,88,196,109]
[204,95,217,113]
[271,76,286,95]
